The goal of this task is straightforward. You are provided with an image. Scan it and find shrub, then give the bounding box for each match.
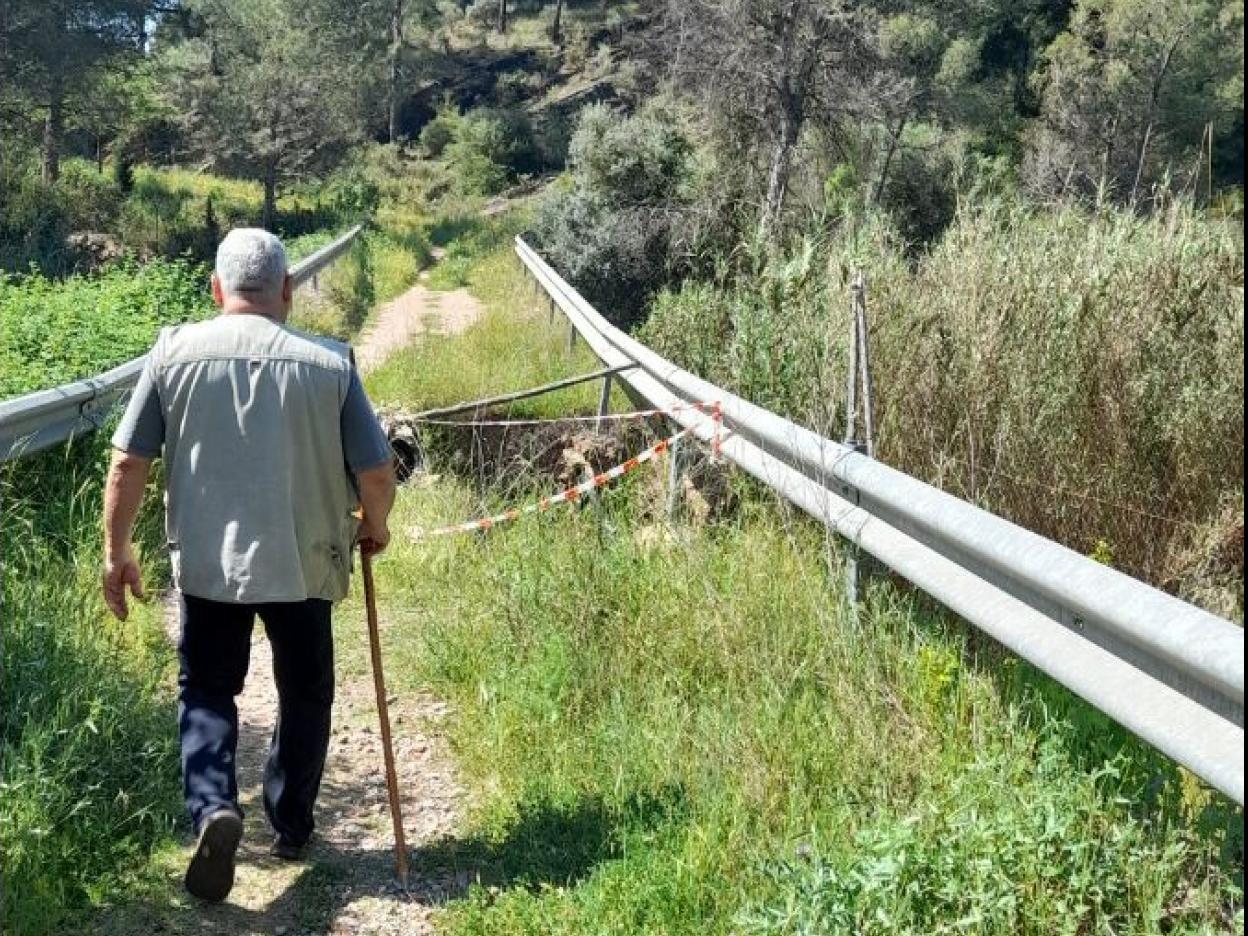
[0,174,74,275]
[57,159,124,233]
[530,105,698,325]
[445,107,540,197]
[879,141,958,248]
[420,108,460,159]
[565,103,690,207]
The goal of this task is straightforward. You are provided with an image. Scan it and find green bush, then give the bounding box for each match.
[421,111,459,158]
[530,104,698,326]
[57,159,124,233]
[445,107,540,197]
[0,258,213,399]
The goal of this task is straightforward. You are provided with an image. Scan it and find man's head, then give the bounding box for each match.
[212,228,293,319]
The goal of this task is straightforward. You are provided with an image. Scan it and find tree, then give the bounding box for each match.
[167,0,369,228]
[658,0,871,235]
[300,0,442,144]
[0,0,149,181]
[1026,0,1243,201]
[549,0,565,45]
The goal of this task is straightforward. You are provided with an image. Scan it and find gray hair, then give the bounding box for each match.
[215,228,288,299]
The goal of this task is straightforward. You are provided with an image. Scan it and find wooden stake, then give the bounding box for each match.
[362,553,409,887]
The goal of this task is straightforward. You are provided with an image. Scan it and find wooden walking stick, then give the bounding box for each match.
[361,552,410,887]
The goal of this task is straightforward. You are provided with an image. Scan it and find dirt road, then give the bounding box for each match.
[98,283,485,936]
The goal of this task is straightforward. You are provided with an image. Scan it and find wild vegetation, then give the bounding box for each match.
[640,198,1246,615]
[0,440,181,935]
[357,244,1244,935]
[0,0,1242,934]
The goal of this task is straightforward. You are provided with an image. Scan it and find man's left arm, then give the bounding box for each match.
[103,451,151,620]
[103,354,164,620]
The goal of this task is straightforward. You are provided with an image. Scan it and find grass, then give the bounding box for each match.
[357,237,1245,935]
[288,226,432,341]
[0,438,182,935]
[368,248,607,418]
[641,199,1246,619]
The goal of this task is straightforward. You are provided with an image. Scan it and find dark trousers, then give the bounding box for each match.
[178,593,334,844]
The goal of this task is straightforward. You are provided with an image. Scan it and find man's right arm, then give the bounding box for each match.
[341,365,396,555]
[356,461,396,556]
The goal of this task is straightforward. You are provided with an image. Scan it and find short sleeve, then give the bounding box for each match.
[341,367,393,473]
[111,355,164,458]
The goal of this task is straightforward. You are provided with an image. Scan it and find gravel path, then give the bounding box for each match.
[354,281,482,374]
[98,283,485,936]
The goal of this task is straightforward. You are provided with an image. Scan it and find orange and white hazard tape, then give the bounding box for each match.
[408,427,693,541]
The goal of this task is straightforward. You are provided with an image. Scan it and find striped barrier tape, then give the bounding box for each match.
[408,426,693,541]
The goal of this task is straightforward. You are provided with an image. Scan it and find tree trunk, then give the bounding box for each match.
[762,106,800,236]
[262,160,278,231]
[42,86,63,184]
[871,115,907,206]
[497,0,507,34]
[549,0,564,45]
[387,0,404,143]
[1131,32,1182,203]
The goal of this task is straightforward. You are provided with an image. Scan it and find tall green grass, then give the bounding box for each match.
[1,440,181,935]
[289,227,432,341]
[642,199,1245,617]
[359,240,1244,935]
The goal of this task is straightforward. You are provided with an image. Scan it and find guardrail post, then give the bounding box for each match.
[595,375,613,433]
[842,270,876,602]
[548,297,557,325]
[666,434,687,521]
[567,320,578,354]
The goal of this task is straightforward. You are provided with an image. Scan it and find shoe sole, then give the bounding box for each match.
[185,811,244,902]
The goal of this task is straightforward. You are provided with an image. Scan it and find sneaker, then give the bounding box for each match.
[270,834,309,861]
[184,808,244,902]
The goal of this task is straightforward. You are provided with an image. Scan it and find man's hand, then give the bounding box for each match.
[356,460,397,559]
[103,449,153,620]
[358,519,391,558]
[103,546,146,620]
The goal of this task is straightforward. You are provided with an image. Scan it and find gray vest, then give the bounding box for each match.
[152,314,358,603]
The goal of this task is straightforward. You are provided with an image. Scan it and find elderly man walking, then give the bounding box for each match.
[102,228,397,903]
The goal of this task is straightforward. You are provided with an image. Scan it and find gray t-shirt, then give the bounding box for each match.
[112,314,393,604]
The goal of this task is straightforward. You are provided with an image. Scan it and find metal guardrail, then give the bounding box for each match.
[514,235,1246,806]
[0,225,363,463]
